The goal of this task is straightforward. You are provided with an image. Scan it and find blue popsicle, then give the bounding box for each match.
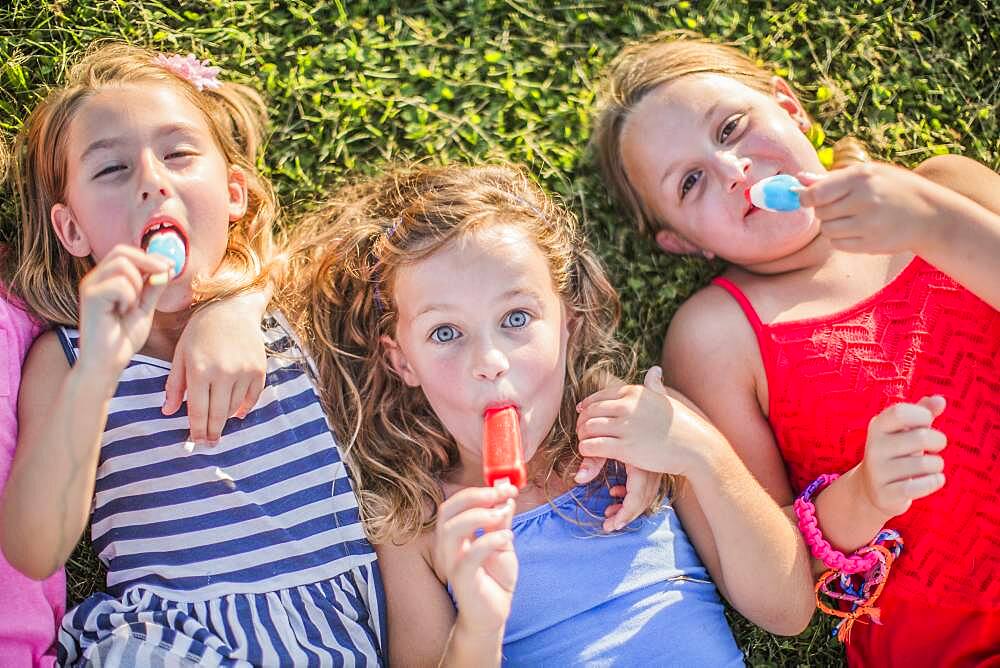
[746,174,803,212]
[144,230,186,280]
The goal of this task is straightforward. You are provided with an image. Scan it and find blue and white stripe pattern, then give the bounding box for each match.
[56,313,385,666]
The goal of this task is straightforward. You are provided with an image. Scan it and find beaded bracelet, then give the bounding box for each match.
[816,544,895,641]
[793,473,880,573]
[796,474,904,642]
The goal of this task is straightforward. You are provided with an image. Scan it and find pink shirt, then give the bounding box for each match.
[0,293,64,667]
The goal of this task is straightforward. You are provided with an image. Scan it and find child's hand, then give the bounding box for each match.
[164,293,269,446]
[434,485,518,635]
[574,455,661,531]
[601,468,660,533]
[576,367,723,479]
[798,162,946,255]
[860,396,948,519]
[77,245,171,384]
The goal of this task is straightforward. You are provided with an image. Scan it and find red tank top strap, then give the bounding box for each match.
[711,277,775,386]
[711,276,767,334]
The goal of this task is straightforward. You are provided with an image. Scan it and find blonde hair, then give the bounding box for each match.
[592,31,867,237]
[9,42,277,325]
[282,163,670,544]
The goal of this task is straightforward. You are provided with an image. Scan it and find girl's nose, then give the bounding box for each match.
[473,343,510,381]
[137,151,171,202]
[716,152,751,191]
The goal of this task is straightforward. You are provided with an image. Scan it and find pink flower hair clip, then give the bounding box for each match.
[152,53,222,92]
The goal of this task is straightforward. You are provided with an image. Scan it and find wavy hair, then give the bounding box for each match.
[8,41,277,325]
[282,163,671,544]
[592,30,868,237]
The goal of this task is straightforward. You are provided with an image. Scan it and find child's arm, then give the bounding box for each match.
[164,285,272,446]
[577,367,815,635]
[375,537,458,667]
[0,246,169,579]
[799,159,1000,310]
[378,485,517,667]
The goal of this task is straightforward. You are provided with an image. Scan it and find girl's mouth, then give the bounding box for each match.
[141,218,190,275]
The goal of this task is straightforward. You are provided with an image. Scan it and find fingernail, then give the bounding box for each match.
[183,440,196,454]
[148,272,169,286]
[800,171,826,180]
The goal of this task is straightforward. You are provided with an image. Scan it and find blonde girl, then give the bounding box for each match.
[288,163,814,666]
[592,31,1000,665]
[1,43,384,666]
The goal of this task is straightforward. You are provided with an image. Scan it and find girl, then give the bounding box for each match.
[288,163,815,665]
[0,44,383,666]
[0,257,266,667]
[0,282,65,667]
[3,133,267,665]
[591,32,1000,665]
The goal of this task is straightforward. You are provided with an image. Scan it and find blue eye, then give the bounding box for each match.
[681,171,701,199]
[720,116,741,142]
[502,310,530,328]
[431,325,460,343]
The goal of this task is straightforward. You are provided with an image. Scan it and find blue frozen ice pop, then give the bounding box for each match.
[746,174,804,212]
[144,230,186,283]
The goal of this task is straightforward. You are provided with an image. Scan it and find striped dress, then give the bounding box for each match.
[55,313,385,667]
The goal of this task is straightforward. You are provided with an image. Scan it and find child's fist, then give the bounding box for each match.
[860,395,947,519]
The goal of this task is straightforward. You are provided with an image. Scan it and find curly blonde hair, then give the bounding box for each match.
[281,163,671,545]
[592,30,867,238]
[8,41,277,325]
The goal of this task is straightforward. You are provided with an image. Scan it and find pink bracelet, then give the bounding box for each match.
[793,473,880,574]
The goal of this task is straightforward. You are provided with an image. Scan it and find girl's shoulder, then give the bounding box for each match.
[14,331,71,429]
[664,277,759,364]
[19,329,67,372]
[662,277,765,408]
[373,524,441,582]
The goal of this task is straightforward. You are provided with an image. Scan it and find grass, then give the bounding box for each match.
[1,0,997,665]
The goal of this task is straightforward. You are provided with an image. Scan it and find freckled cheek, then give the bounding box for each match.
[748,127,811,165]
[523,329,567,409]
[421,357,484,451]
[420,354,469,405]
[73,197,133,257]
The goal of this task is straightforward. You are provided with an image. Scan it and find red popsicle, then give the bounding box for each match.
[482,407,526,489]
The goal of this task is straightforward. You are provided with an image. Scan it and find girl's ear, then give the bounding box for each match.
[227,166,249,221]
[771,76,811,133]
[654,228,701,255]
[50,203,92,258]
[380,335,421,387]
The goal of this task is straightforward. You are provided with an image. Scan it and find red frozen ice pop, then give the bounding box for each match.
[482,407,526,489]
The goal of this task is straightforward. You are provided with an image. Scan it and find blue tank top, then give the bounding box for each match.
[501,480,744,666]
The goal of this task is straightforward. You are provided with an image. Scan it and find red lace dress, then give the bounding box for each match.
[713,256,1000,667]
